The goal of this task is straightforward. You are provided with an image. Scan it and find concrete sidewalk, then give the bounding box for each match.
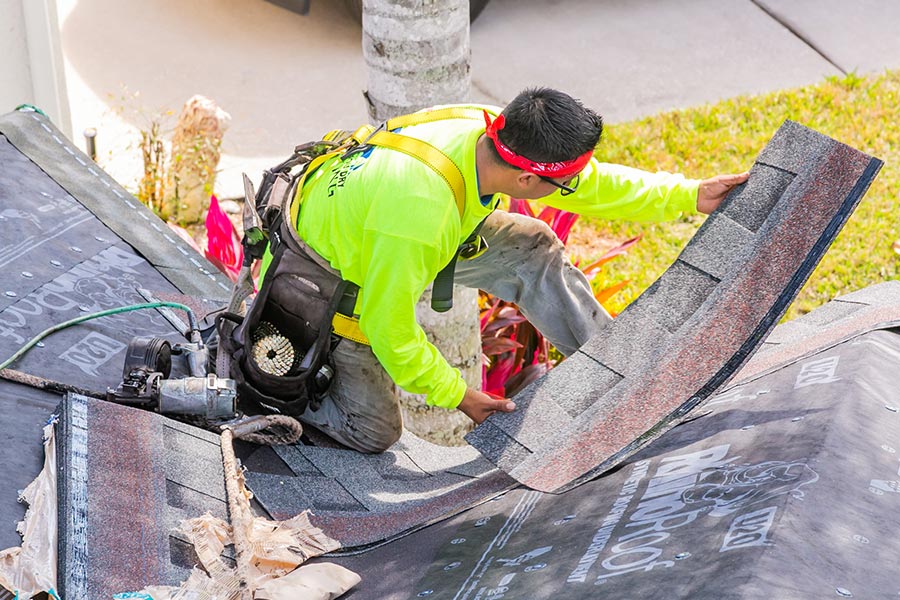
[57,0,900,199]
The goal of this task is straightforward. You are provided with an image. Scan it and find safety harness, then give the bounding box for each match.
[216,106,496,415]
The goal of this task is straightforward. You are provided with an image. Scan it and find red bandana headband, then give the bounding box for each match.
[483,110,593,178]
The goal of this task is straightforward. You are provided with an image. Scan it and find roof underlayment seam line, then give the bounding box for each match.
[750,0,848,75]
[495,490,541,549]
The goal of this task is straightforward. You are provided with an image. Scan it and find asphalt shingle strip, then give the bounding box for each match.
[467,120,883,493]
[724,281,900,388]
[57,394,229,597]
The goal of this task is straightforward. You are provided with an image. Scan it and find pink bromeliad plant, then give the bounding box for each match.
[204,195,243,281]
[169,195,245,283]
[480,200,641,398]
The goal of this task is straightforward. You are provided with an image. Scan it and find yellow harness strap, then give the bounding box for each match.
[385,106,493,130]
[332,312,369,345]
[367,130,467,220]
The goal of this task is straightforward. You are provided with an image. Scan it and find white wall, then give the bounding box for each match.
[0,0,70,136]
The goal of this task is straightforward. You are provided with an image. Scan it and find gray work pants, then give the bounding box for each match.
[299,210,612,452]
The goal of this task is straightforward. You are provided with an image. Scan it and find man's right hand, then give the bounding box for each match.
[457,387,516,424]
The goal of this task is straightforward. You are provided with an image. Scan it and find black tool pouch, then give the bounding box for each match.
[219,220,350,416]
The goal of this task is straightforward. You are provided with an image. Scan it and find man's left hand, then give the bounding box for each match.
[697,172,750,214]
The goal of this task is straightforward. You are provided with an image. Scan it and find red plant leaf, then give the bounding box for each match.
[536,205,560,228]
[508,198,535,218]
[595,279,630,305]
[504,362,550,397]
[551,210,579,244]
[483,314,529,335]
[580,234,643,276]
[484,353,517,391]
[496,305,523,320]
[482,336,524,356]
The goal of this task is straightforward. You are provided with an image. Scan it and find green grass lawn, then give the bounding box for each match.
[577,69,899,319]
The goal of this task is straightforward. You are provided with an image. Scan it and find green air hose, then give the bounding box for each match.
[0,302,197,371]
[14,104,47,116]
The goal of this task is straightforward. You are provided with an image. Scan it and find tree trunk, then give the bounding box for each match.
[362,0,470,121]
[362,0,479,445]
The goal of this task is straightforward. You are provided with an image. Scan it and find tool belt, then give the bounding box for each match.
[217,215,356,416]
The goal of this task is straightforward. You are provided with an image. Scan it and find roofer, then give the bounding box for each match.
[224,87,748,454]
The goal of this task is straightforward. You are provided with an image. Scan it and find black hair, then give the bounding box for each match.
[490,87,603,166]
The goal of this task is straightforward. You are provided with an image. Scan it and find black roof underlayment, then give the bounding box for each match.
[331,283,900,599]
[0,109,231,596]
[1,110,894,596]
[466,120,883,493]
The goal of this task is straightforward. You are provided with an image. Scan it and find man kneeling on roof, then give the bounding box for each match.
[235,87,748,453]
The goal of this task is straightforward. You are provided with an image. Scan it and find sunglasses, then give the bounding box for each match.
[539,173,581,196]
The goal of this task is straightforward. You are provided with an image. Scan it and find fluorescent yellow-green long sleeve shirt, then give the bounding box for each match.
[267,109,699,410]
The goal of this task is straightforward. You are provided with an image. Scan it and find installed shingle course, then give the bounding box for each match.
[273,444,326,476]
[58,395,229,598]
[464,423,532,472]
[247,472,365,512]
[487,390,573,452]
